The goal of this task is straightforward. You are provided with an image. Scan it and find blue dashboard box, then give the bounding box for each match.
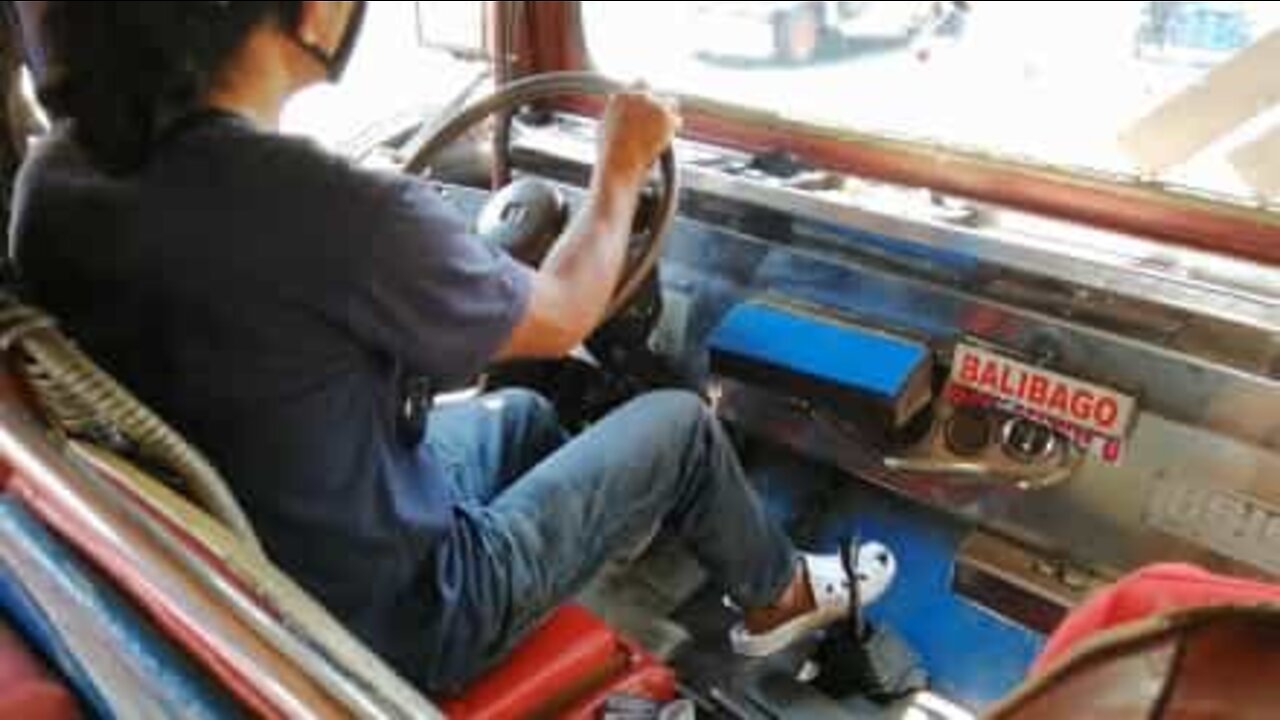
[707,300,934,428]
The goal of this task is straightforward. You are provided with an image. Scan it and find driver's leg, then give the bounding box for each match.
[425,388,566,505]
[427,390,796,692]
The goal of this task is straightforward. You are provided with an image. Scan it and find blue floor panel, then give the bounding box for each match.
[754,455,1044,710]
[816,497,1043,708]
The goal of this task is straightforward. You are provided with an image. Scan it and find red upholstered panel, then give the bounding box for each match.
[561,642,676,720]
[441,605,619,720]
[1033,563,1280,676]
[0,621,80,720]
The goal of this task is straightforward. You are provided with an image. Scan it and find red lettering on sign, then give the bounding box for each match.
[1095,398,1119,429]
[980,361,1001,392]
[951,344,1134,457]
[999,366,1019,397]
[1027,376,1050,405]
[959,352,981,385]
[1070,391,1094,422]
[1069,425,1092,446]
[1047,383,1070,414]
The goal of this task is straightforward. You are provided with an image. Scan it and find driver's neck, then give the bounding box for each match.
[204,87,286,131]
[204,33,315,131]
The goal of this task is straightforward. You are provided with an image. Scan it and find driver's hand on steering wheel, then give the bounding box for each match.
[598,89,682,188]
[497,81,681,362]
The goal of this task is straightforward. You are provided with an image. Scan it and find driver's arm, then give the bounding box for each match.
[497,91,680,360]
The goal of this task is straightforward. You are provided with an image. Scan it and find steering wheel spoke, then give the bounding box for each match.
[404,72,679,318]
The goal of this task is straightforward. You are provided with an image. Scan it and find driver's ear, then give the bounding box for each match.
[293,1,352,56]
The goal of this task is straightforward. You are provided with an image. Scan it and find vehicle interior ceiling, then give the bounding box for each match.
[2,2,1279,718]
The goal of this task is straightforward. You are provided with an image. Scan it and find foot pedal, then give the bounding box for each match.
[810,538,927,702]
[813,622,928,702]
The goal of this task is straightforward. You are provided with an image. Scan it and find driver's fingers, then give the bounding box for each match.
[622,81,678,111]
[656,94,681,118]
[606,87,683,140]
[629,89,682,124]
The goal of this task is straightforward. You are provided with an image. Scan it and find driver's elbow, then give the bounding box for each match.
[499,279,597,360]
[533,320,586,359]
[500,317,584,360]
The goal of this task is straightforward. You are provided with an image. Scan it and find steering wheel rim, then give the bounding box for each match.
[403,71,679,317]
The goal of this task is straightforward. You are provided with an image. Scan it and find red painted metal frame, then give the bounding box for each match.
[512,1,1280,265]
[0,375,345,718]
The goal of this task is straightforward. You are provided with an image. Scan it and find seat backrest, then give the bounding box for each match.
[0,619,78,720]
[0,297,263,551]
[0,296,441,717]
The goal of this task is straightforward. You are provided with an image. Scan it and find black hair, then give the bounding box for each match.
[33,1,301,174]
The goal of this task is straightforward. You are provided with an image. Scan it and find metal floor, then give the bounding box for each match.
[579,442,1044,717]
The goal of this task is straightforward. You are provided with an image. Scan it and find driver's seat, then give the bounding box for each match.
[0,294,674,717]
[442,604,674,719]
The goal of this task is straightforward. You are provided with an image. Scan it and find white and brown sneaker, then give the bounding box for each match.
[729,541,896,657]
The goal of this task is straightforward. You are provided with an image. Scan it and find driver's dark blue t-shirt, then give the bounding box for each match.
[9,113,532,688]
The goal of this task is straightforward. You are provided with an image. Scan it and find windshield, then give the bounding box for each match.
[585,1,1280,211]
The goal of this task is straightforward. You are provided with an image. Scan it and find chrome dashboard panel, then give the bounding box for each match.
[434,112,1280,580]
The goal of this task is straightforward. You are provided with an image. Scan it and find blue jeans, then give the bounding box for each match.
[422,389,796,692]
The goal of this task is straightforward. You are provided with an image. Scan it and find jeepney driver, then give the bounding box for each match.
[11,0,895,693]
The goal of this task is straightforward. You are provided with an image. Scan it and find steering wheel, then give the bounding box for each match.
[403,71,679,319]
